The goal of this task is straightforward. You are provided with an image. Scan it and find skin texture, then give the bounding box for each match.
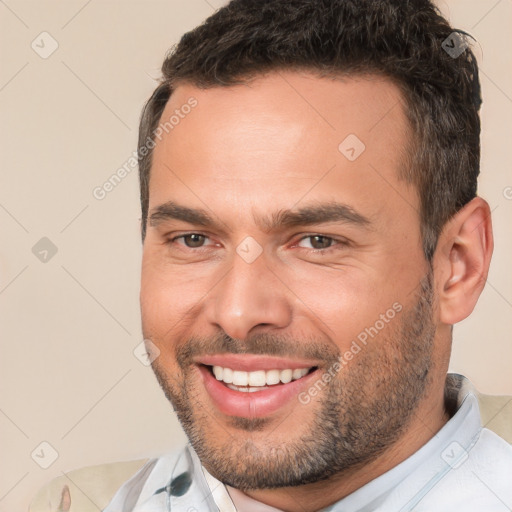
[140,72,493,511]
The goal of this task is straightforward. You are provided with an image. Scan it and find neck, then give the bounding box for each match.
[242,384,450,512]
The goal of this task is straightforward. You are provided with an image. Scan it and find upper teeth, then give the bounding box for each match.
[212,366,310,386]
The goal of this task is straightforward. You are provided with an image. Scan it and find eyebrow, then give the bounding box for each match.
[149,200,372,232]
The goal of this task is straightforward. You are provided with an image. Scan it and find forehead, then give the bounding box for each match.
[149,72,417,228]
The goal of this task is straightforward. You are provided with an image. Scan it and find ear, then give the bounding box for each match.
[434,197,494,325]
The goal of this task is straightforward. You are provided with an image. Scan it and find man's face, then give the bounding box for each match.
[140,72,437,489]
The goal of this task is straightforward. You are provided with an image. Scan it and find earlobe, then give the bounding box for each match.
[436,197,494,325]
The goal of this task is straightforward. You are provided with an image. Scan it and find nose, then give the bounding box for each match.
[204,249,293,340]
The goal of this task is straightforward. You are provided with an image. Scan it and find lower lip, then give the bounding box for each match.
[197,365,319,418]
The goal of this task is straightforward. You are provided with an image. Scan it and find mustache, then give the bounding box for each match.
[175,332,341,368]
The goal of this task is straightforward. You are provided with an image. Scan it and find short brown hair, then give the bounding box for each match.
[138,0,481,260]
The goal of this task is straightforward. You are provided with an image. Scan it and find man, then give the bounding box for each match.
[31,0,512,511]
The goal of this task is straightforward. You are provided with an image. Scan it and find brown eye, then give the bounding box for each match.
[181,234,207,248]
[309,235,333,249]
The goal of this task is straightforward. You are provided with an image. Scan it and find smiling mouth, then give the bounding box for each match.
[204,364,317,392]
[195,359,322,418]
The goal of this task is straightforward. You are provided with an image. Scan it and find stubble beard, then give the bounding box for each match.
[149,271,436,490]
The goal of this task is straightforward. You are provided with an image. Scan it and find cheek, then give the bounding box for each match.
[285,265,393,343]
[140,252,211,340]
[140,271,185,373]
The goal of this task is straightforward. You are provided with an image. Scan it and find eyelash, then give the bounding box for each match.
[167,233,349,253]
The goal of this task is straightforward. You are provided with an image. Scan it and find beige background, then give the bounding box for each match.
[0,1,511,510]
